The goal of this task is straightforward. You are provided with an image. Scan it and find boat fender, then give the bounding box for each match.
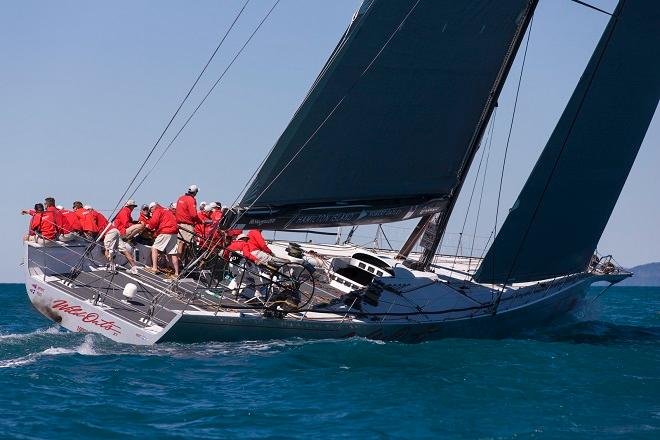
[123,283,138,300]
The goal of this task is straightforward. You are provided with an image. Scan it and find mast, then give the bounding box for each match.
[407,0,538,269]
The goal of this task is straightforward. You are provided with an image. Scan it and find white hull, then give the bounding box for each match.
[23,241,627,345]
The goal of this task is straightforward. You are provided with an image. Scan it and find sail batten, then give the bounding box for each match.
[238,0,535,230]
[475,0,660,284]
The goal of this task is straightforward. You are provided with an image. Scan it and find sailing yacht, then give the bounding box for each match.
[23,0,659,345]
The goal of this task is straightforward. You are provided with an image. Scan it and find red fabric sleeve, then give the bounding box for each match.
[147,209,161,231]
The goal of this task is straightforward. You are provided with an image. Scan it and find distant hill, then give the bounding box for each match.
[620,262,660,286]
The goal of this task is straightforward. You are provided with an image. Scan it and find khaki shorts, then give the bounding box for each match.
[153,233,178,255]
[124,223,144,238]
[177,223,194,246]
[104,229,127,252]
[58,232,80,242]
[251,250,272,265]
[27,235,46,244]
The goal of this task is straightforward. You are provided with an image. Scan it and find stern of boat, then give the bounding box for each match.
[23,241,180,345]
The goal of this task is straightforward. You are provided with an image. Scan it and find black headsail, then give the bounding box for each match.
[235,0,538,230]
[475,0,660,284]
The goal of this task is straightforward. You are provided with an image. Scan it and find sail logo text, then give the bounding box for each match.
[51,299,122,334]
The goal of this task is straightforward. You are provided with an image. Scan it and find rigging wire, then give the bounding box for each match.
[467,107,497,276]
[129,0,280,201]
[489,14,535,286]
[570,0,613,16]
[228,0,423,229]
[493,4,622,307]
[108,0,251,218]
[379,225,394,251]
[448,113,495,277]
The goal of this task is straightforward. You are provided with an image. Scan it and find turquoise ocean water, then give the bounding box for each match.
[0,283,658,439]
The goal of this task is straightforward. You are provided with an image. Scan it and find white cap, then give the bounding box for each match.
[84,205,92,210]
[236,233,249,240]
[56,205,63,210]
[148,202,157,210]
[187,184,199,193]
[125,199,137,207]
[170,202,177,209]
[203,205,213,212]
[200,201,207,207]
[208,202,218,209]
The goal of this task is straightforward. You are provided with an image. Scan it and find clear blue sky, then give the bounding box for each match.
[1,0,657,282]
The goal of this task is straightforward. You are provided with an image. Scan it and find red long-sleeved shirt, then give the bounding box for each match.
[94,211,117,237]
[175,194,199,225]
[247,230,272,254]
[76,208,97,233]
[28,212,43,236]
[195,211,210,242]
[225,240,258,262]
[37,207,64,240]
[113,206,134,236]
[211,209,223,222]
[227,229,242,238]
[147,206,178,235]
[60,209,82,233]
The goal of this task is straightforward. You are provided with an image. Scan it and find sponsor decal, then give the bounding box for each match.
[28,283,45,296]
[51,299,122,335]
[293,207,406,226]
[247,218,276,226]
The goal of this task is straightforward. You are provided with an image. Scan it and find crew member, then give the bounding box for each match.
[138,204,151,224]
[91,207,111,236]
[195,204,212,247]
[225,233,258,263]
[101,220,138,274]
[147,202,180,278]
[58,205,82,242]
[22,203,44,241]
[113,199,145,241]
[39,197,64,241]
[175,185,201,257]
[226,233,284,266]
[247,229,273,255]
[210,202,223,222]
[76,204,98,240]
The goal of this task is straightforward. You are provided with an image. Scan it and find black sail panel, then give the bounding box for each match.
[237,0,534,230]
[475,0,660,284]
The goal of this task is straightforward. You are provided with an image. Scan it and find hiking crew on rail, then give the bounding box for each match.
[20,185,280,278]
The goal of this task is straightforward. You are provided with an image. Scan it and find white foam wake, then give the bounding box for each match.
[0,326,62,341]
[0,335,99,369]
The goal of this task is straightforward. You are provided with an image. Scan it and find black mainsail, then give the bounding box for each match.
[236,0,537,230]
[475,0,660,284]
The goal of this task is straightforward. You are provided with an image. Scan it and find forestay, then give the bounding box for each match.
[237,0,535,230]
[475,0,660,284]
